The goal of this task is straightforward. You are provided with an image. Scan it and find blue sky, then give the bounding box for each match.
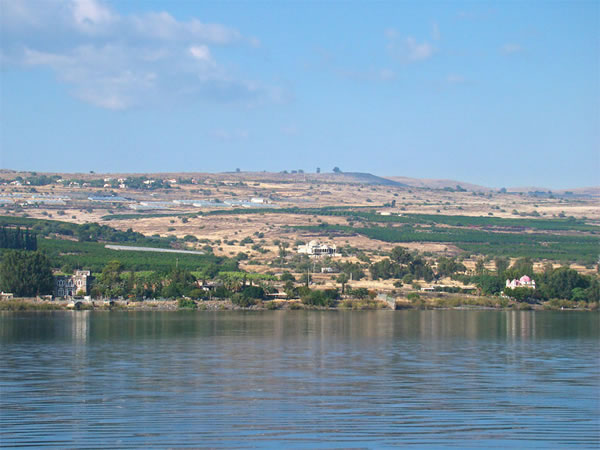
[1,0,598,188]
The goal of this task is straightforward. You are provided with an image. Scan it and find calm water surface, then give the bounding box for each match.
[1,310,598,448]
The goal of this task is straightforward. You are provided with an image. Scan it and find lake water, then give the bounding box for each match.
[1,310,598,448]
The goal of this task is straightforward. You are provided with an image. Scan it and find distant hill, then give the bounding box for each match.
[316,172,407,187]
[386,176,493,192]
[1,169,596,196]
[507,186,600,197]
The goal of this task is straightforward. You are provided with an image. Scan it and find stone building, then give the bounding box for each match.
[54,270,93,297]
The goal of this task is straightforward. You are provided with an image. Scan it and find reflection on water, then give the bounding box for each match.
[1,310,598,447]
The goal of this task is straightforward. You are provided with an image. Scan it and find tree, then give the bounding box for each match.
[336,273,349,294]
[504,286,534,302]
[540,267,590,300]
[475,274,504,295]
[280,272,295,282]
[475,258,487,275]
[95,260,126,298]
[494,257,510,277]
[509,257,534,278]
[301,288,338,306]
[436,256,466,278]
[0,250,53,296]
[391,247,413,265]
[316,167,321,174]
[161,267,196,298]
[333,167,341,173]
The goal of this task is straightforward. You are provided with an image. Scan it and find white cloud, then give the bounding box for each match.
[189,45,213,64]
[502,43,524,54]
[0,0,279,109]
[386,29,436,62]
[402,37,435,61]
[72,0,115,32]
[432,22,440,40]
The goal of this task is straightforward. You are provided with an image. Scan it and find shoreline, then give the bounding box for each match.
[0,297,596,312]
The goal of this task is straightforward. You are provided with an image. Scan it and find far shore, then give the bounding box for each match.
[0,296,597,312]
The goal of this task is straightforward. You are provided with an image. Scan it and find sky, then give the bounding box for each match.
[0,0,598,189]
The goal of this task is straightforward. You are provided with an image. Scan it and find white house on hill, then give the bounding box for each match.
[297,240,338,257]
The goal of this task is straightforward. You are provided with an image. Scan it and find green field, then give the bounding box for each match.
[35,238,236,272]
[0,216,236,273]
[296,223,599,263]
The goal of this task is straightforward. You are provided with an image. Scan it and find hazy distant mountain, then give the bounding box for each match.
[1,169,596,196]
[385,176,493,192]
[316,172,407,187]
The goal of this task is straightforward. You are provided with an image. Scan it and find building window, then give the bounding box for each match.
[77,280,82,287]
[58,280,64,287]
[58,289,63,296]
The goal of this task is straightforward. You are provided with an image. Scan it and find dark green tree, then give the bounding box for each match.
[94,260,126,298]
[494,257,510,277]
[336,273,349,294]
[0,250,53,296]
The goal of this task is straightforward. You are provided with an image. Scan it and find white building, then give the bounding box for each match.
[506,275,536,290]
[297,240,338,257]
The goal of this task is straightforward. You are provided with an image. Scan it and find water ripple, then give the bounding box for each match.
[1,310,599,447]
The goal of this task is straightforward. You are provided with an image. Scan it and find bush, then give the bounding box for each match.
[241,285,265,300]
[348,287,369,299]
[280,271,295,282]
[177,298,197,309]
[231,293,256,307]
[265,301,278,310]
[402,274,414,284]
[188,288,208,300]
[301,288,339,307]
[407,292,420,301]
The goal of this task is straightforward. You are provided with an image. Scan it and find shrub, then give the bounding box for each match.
[177,298,197,309]
[231,293,256,307]
[407,292,420,301]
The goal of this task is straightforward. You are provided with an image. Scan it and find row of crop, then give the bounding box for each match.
[295,224,598,263]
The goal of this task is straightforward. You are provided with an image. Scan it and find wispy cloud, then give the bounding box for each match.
[501,43,524,54]
[386,29,436,62]
[432,22,440,40]
[0,0,277,109]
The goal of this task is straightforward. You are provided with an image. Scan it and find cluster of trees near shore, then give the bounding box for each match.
[1,245,598,306]
[462,257,599,303]
[0,216,598,305]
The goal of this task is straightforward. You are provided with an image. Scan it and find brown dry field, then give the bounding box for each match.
[1,171,598,279]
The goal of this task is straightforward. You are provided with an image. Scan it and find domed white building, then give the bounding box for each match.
[297,240,338,257]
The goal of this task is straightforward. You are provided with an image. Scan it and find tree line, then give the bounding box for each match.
[0,226,37,251]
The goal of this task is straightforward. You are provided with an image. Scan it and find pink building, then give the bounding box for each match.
[506,275,536,290]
